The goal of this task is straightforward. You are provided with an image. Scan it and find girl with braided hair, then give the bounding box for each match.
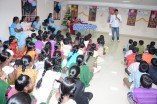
[69,65,93,104]
[49,77,76,104]
[33,58,61,104]
[13,55,38,85]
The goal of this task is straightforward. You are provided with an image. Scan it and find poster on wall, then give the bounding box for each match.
[53,1,61,20]
[107,7,116,23]
[127,9,137,26]
[22,0,37,22]
[88,6,97,21]
[71,5,78,19]
[148,11,157,28]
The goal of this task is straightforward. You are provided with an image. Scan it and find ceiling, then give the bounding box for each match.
[67,0,157,6]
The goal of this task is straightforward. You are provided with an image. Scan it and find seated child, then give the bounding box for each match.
[133,41,137,47]
[137,40,145,54]
[25,42,38,61]
[123,39,133,54]
[126,47,139,67]
[127,74,157,104]
[150,41,155,48]
[31,33,37,43]
[123,61,149,91]
[124,45,134,58]
[35,35,44,54]
[148,58,157,85]
[8,75,33,99]
[69,66,93,104]
[142,47,155,64]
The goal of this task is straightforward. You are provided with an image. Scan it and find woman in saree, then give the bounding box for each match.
[10,16,28,49]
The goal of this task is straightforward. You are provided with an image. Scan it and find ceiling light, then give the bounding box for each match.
[122,0,131,3]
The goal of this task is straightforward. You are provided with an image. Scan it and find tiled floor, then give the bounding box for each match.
[75,33,157,104]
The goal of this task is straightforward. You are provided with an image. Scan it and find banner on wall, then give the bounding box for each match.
[53,1,61,20]
[107,7,116,23]
[22,0,37,22]
[71,5,78,19]
[127,9,137,26]
[148,10,157,28]
[88,6,97,21]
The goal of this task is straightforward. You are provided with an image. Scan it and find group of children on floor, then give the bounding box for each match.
[123,39,157,104]
[0,23,107,104]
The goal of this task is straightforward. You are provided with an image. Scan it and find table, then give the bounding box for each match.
[73,24,97,36]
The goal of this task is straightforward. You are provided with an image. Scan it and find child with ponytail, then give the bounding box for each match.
[33,58,61,104]
[13,55,38,85]
[25,42,38,61]
[69,66,93,104]
[49,77,76,104]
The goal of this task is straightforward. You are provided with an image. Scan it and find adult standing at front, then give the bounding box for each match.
[110,9,122,42]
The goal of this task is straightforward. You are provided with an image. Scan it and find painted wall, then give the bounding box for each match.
[0,0,57,41]
[67,1,157,38]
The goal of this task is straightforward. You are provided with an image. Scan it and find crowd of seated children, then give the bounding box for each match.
[0,15,109,103]
[123,39,157,104]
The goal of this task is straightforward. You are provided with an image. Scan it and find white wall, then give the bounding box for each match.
[67,1,157,38]
[0,0,56,42]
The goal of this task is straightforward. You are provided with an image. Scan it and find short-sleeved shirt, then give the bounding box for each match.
[16,68,38,85]
[148,65,157,85]
[142,53,154,64]
[128,62,140,74]
[129,70,144,90]
[66,52,79,68]
[10,23,17,36]
[35,40,44,50]
[33,21,40,30]
[126,53,136,67]
[25,50,38,60]
[125,50,133,58]
[133,87,157,104]
[137,45,145,54]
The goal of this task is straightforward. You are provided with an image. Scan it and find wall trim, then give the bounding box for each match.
[66,1,157,10]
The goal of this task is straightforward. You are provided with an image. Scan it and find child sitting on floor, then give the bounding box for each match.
[25,42,38,61]
[35,35,44,54]
[31,33,37,43]
[127,74,157,104]
[137,40,145,54]
[123,39,133,54]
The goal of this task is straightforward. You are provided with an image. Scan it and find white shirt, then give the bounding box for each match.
[33,70,61,104]
[128,62,140,74]
[49,93,76,104]
[110,14,122,27]
[125,50,133,58]
[6,49,14,56]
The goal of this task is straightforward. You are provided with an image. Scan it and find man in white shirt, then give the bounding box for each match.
[110,9,122,42]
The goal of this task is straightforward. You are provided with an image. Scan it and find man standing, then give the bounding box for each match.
[110,9,122,42]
